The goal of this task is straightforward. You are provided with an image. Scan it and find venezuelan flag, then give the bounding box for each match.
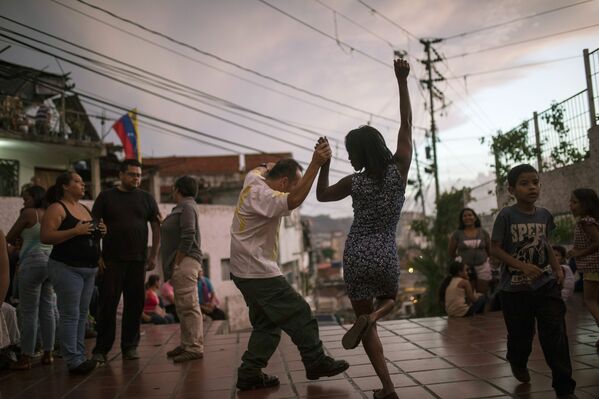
[112,109,141,161]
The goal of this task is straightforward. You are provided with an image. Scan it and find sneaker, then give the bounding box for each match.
[509,363,530,383]
[122,349,140,360]
[69,359,97,375]
[342,314,371,350]
[92,353,107,365]
[166,346,185,358]
[172,350,203,363]
[305,356,350,380]
[236,373,280,391]
[557,394,578,399]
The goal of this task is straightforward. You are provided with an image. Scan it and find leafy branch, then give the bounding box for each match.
[542,102,589,168]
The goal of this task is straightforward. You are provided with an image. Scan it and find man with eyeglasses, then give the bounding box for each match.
[92,159,161,363]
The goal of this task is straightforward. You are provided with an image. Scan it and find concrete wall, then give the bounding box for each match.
[497,126,599,215]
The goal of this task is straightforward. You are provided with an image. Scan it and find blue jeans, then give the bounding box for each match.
[18,251,55,355]
[49,259,97,369]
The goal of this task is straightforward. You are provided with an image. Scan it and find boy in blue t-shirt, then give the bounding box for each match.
[491,164,576,399]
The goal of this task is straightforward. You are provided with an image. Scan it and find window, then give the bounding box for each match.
[0,159,19,196]
[221,258,231,281]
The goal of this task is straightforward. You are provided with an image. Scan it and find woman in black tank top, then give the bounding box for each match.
[41,172,106,375]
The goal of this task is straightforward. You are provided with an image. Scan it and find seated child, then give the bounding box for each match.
[142,275,175,325]
[440,261,486,317]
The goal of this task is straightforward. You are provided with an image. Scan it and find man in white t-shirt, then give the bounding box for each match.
[231,142,349,391]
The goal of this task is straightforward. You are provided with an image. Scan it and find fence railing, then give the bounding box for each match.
[492,48,598,178]
[536,89,590,169]
[588,47,599,126]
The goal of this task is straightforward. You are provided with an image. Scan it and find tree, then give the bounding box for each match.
[542,102,588,168]
[410,188,470,316]
[482,121,540,185]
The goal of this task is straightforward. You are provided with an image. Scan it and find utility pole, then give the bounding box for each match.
[420,38,444,203]
[413,146,426,216]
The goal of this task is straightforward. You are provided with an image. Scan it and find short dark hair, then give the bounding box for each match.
[458,207,481,229]
[24,185,47,209]
[120,159,142,173]
[552,245,567,259]
[266,159,303,181]
[507,163,537,187]
[572,188,599,219]
[146,274,160,289]
[174,175,198,198]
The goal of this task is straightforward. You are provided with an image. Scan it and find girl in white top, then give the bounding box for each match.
[440,261,486,317]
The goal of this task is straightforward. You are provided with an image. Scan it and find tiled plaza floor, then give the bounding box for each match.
[1,293,598,399]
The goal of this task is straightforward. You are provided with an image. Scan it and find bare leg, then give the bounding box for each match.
[368,298,395,324]
[352,299,395,397]
[583,280,599,326]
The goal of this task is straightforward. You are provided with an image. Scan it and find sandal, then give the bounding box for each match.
[172,350,203,363]
[342,314,372,350]
[373,389,399,399]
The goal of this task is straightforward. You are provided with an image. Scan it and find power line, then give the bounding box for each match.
[15,69,353,177]
[51,0,392,130]
[443,0,595,41]
[0,18,359,147]
[70,0,408,127]
[310,0,429,102]
[441,63,497,131]
[355,0,418,41]
[313,0,395,49]
[0,31,358,174]
[445,21,599,60]
[444,54,583,79]
[256,0,389,69]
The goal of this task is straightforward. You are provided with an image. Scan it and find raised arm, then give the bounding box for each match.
[393,59,413,180]
[287,141,332,210]
[316,138,351,202]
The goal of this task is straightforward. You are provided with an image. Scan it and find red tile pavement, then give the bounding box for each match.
[1,294,597,399]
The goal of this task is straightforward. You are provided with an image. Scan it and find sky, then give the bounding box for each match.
[0,0,598,217]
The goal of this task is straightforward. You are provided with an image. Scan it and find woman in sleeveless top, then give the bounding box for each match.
[41,172,106,375]
[316,59,412,399]
[448,208,492,294]
[439,261,486,317]
[6,185,54,369]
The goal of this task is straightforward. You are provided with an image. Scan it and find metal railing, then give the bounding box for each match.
[588,47,599,126]
[493,48,598,176]
[536,90,590,170]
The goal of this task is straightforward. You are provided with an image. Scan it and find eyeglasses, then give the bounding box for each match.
[125,172,142,178]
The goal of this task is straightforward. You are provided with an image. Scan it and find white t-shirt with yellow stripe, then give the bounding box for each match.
[230,170,290,278]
